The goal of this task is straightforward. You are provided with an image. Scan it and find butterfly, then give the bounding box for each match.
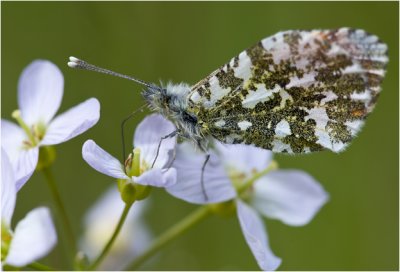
[69,28,388,155]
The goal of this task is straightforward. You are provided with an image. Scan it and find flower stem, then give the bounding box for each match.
[42,167,77,254]
[88,202,133,270]
[26,262,55,271]
[127,205,211,270]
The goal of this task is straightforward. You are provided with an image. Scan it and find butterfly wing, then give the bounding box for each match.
[187,28,388,153]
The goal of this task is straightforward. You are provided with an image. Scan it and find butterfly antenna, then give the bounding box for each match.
[68,56,157,89]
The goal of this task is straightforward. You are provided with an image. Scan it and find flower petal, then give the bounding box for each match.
[215,142,273,175]
[41,98,100,145]
[80,186,151,270]
[18,60,64,126]
[163,168,178,187]
[133,114,176,169]
[14,148,39,191]
[236,200,282,271]
[133,168,176,187]
[251,170,329,226]
[82,140,128,179]
[166,142,237,204]
[1,149,16,226]
[5,207,57,267]
[1,119,26,163]
[1,120,40,190]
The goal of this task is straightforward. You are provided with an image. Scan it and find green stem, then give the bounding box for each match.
[127,205,211,270]
[26,262,54,271]
[42,167,77,254]
[237,160,278,195]
[88,202,133,270]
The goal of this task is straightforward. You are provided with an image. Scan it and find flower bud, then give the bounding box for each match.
[133,184,151,201]
[117,179,151,203]
[118,180,136,205]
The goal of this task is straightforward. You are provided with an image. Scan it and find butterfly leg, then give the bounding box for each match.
[164,139,178,170]
[200,153,210,202]
[120,105,147,172]
[151,130,179,168]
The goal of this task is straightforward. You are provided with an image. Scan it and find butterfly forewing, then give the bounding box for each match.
[187,28,388,154]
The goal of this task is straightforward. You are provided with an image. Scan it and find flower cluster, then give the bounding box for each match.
[1,149,57,268]
[167,142,329,270]
[1,60,100,268]
[2,60,100,190]
[1,59,329,271]
[80,114,328,270]
[82,114,177,202]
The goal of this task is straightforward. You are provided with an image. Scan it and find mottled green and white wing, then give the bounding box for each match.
[187,28,388,153]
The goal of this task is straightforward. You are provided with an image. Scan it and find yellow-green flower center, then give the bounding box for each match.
[227,161,279,198]
[209,161,278,217]
[12,110,47,148]
[227,166,255,189]
[1,222,12,262]
[120,148,151,203]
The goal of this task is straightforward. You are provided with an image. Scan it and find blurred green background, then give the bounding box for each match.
[2,2,398,271]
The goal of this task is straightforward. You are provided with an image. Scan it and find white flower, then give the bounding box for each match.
[1,149,57,267]
[1,60,100,190]
[166,142,237,203]
[80,186,151,270]
[167,142,329,271]
[82,114,177,188]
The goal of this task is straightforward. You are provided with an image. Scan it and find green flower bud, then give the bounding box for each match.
[119,181,136,205]
[117,178,151,203]
[134,184,152,201]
